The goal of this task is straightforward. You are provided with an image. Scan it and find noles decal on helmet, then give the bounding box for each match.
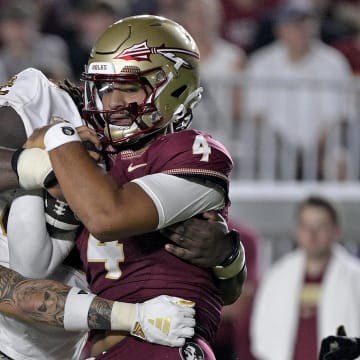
[179,342,204,360]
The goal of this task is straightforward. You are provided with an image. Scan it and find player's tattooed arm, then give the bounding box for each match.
[88,297,112,329]
[0,265,196,346]
[0,264,113,329]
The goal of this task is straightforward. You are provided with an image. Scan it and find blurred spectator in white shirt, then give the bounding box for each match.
[243,3,355,180]
[250,195,360,360]
[178,0,246,164]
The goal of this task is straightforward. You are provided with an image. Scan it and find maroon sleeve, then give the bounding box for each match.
[147,129,233,200]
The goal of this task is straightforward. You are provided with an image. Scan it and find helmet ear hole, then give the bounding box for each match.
[171,85,187,98]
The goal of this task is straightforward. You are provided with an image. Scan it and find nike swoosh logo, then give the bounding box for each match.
[127,163,147,172]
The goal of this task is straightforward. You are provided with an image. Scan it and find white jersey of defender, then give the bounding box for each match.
[0,67,83,137]
[0,68,87,359]
[0,199,88,360]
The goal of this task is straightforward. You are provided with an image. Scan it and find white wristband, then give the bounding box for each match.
[110,301,136,331]
[44,122,81,152]
[63,287,96,331]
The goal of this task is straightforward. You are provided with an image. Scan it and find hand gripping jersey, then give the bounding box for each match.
[76,129,233,349]
[0,199,88,360]
[0,67,83,136]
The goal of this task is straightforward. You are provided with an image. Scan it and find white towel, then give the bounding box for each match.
[251,244,360,360]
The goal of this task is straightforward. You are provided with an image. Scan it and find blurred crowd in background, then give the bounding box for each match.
[0,0,360,182]
[1,1,360,359]
[0,0,359,82]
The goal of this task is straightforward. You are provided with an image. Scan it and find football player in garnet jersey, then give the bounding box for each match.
[0,194,198,360]
[0,67,240,283]
[0,59,243,360]
[14,15,246,359]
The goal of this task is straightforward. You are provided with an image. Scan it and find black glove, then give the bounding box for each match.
[319,326,360,360]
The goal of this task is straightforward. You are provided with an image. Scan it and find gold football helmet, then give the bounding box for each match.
[82,15,202,147]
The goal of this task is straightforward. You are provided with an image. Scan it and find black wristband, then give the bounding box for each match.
[220,229,241,267]
[43,171,58,188]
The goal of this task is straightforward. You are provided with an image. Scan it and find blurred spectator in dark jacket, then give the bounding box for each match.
[60,0,123,82]
[219,0,280,54]
[0,0,72,81]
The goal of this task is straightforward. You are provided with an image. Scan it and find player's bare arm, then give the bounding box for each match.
[23,126,159,240]
[162,212,233,267]
[87,297,112,329]
[163,212,247,305]
[21,124,246,307]
[0,264,195,346]
[54,144,158,239]
[0,264,68,326]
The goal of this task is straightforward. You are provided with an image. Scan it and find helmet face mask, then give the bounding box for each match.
[81,15,202,148]
[82,72,161,146]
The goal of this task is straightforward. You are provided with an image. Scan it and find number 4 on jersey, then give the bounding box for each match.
[192,134,211,161]
[87,234,124,279]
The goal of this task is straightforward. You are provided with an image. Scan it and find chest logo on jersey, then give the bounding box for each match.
[128,163,147,172]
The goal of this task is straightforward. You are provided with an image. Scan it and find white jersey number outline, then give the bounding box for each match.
[87,134,211,278]
[87,234,124,279]
[192,134,211,162]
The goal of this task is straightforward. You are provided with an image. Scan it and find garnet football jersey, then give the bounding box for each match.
[77,129,233,342]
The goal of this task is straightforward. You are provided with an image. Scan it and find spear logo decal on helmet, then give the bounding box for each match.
[114,41,199,69]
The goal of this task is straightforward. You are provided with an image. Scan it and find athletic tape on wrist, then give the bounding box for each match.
[16,148,53,189]
[110,301,136,331]
[44,122,81,152]
[63,287,96,331]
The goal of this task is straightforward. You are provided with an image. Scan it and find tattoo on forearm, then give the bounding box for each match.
[0,265,114,330]
[88,297,112,329]
[0,265,69,327]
